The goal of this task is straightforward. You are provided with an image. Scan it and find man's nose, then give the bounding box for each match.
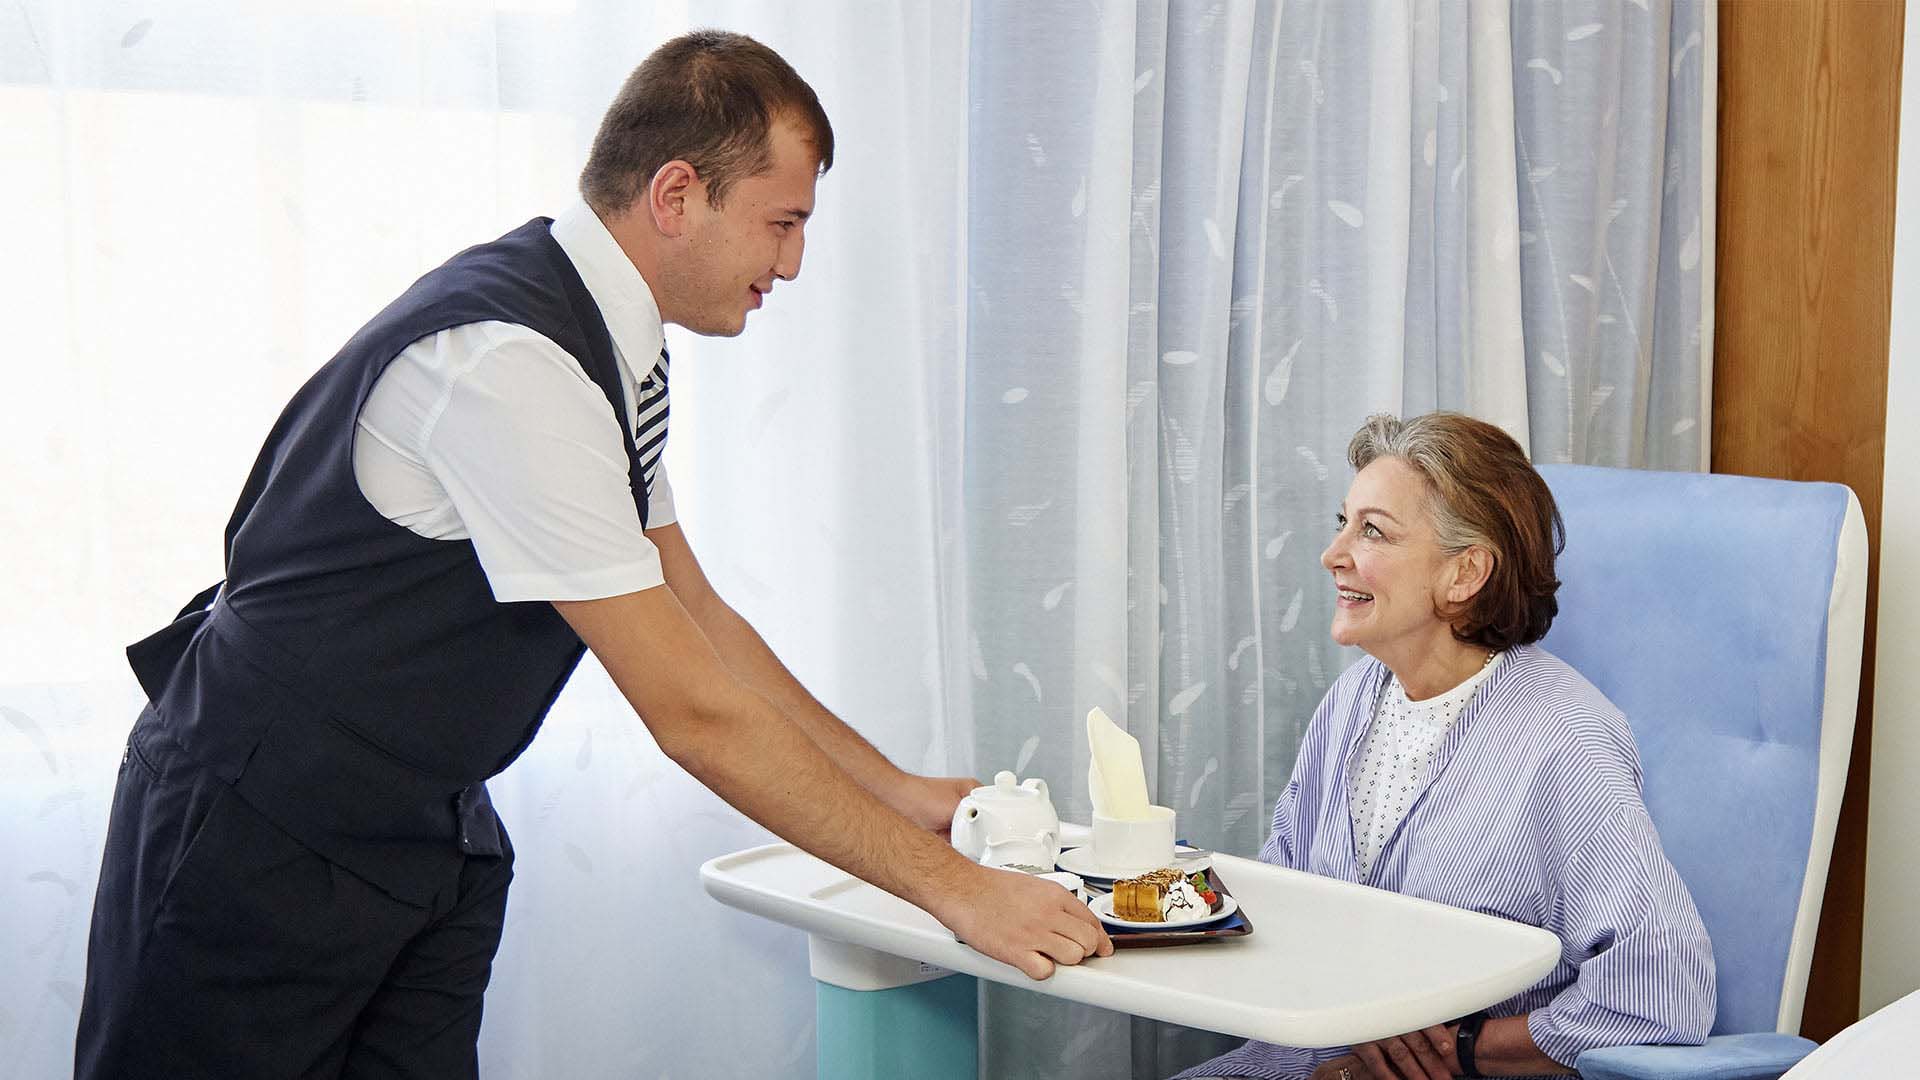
[774,229,805,281]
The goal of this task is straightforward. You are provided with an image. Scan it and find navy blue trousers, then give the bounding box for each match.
[75,709,513,1080]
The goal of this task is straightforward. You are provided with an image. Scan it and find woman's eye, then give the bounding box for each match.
[1363,522,1383,539]
[1333,513,1348,532]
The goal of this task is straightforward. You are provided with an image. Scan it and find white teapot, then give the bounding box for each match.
[950,770,1061,870]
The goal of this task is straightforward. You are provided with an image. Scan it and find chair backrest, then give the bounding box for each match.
[1535,464,1866,1036]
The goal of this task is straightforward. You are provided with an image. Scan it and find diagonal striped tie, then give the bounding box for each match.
[634,345,670,495]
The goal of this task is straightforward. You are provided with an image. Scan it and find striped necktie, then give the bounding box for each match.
[634,346,670,494]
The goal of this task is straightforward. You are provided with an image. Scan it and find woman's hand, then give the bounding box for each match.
[1308,1053,1371,1080]
[1346,1023,1459,1079]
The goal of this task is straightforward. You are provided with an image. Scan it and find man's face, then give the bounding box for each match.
[669,117,818,336]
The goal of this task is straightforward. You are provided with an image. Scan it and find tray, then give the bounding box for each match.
[1090,865,1253,948]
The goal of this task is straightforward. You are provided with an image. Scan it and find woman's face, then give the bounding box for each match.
[1320,457,1470,665]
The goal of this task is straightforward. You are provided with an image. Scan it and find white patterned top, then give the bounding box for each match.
[1347,651,1504,881]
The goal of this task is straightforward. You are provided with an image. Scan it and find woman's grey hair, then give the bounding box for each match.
[1346,412,1565,649]
[1348,414,1485,556]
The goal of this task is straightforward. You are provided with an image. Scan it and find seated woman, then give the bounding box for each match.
[1180,413,1714,1080]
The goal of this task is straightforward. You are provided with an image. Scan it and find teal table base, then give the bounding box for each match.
[810,936,978,1080]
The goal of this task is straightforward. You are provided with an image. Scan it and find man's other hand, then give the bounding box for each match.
[932,865,1113,981]
[885,774,978,835]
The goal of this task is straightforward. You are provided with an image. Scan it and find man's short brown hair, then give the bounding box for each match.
[579,30,834,213]
[1347,412,1566,650]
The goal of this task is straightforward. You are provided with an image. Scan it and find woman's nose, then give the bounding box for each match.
[1321,534,1346,571]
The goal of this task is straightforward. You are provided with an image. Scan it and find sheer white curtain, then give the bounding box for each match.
[956,1,1713,1076]
[1,1,1711,1077]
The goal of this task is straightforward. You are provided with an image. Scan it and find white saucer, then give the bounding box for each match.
[1090,892,1237,930]
[1056,845,1211,881]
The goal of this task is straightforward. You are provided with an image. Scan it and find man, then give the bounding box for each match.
[77,30,1109,1079]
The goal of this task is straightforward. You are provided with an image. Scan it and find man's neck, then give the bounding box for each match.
[596,203,672,325]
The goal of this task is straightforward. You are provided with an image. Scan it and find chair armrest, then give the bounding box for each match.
[1576,1033,1817,1080]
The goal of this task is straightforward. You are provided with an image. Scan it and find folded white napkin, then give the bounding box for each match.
[1086,706,1151,820]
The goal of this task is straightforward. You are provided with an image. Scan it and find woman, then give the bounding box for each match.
[1181,413,1713,1080]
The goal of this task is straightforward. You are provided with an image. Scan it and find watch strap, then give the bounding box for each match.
[1454,1010,1490,1077]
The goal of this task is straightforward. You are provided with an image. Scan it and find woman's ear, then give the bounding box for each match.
[1448,545,1494,604]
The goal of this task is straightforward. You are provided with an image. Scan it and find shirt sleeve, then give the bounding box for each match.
[1526,801,1717,1065]
[1258,777,1304,870]
[1259,670,1358,871]
[420,326,668,602]
[645,458,678,529]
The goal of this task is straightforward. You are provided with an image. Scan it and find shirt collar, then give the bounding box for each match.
[549,197,666,378]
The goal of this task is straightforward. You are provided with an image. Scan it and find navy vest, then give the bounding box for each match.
[126,219,646,905]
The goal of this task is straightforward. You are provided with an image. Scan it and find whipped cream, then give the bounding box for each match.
[1159,878,1208,920]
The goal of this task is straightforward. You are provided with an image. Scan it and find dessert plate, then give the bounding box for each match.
[1056,844,1211,881]
[1090,892,1238,931]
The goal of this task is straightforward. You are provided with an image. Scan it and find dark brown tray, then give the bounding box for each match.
[1093,866,1253,948]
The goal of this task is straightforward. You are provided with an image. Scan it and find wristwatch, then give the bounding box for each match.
[1453,1010,1490,1077]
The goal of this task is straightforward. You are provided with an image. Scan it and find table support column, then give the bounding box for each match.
[809,936,977,1080]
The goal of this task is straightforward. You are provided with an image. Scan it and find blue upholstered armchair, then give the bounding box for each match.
[1533,466,1868,1080]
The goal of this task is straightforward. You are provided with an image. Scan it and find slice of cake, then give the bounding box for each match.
[1111,868,1194,923]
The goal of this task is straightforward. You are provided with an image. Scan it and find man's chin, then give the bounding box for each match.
[682,316,749,339]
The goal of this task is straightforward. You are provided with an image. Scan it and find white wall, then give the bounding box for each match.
[1860,0,1920,1018]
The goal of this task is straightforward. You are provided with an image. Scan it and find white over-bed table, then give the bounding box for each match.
[702,842,1560,1078]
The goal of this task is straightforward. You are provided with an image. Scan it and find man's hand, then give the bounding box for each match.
[928,864,1113,981]
[1348,1024,1458,1080]
[882,774,978,835]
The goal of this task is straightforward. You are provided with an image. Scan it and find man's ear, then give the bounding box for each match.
[1448,545,1494,604]
[647,160,701,238]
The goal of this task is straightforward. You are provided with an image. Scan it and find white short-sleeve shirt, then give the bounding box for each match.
[351,200,674,603]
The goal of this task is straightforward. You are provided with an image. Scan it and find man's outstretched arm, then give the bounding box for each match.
[552,585,1112,979]
[646,522,974,831]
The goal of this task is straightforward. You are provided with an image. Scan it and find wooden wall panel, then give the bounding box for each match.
[1714,0,1904,1040]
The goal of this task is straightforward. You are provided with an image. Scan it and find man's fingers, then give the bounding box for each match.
[1056,897,1108,952]
[1042,932,1087,966]
[1019,952,1055,981]
[1068,893,1115,955]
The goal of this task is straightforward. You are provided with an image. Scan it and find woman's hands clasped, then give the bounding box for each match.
[1308,1023,1460,1080]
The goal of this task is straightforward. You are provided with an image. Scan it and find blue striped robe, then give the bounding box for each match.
[1178,645,1714,1079]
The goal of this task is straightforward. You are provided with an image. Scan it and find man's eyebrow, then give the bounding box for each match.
[777,207,812,221]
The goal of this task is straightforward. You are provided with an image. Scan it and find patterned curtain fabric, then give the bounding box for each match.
[1,1,1710,1077]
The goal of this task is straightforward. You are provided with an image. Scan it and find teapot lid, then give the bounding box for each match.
[975,769,1043,801]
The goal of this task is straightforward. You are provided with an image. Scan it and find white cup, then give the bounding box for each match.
[1090,805,1176,872]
